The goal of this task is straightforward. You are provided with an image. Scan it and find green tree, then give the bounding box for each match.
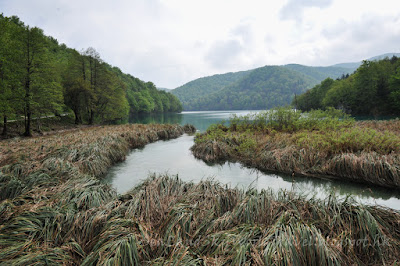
[0,14,183,136]
[20,26,54,136]
[63,50,90,124]
[322,76,356,112]
[297,57,400,116]
[389,67,400,113]
[0,16,17,135]
[79,47,129,124]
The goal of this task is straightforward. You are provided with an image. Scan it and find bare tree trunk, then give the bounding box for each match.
[24,111,32,136]
[73,108,82,124]
[36,114,42,135]
[88,109,94,125]
[24,79,32,137]
[23,28,32,137]
[1,115,7,136]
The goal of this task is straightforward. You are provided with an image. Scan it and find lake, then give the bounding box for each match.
[105,111,400,210]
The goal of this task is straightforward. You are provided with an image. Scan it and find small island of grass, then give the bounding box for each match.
[192,107,400,190]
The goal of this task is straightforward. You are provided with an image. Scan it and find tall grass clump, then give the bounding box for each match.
[192,107,400,189]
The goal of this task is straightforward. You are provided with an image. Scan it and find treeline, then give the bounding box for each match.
[0,15,182,136]
[295,57,400,116]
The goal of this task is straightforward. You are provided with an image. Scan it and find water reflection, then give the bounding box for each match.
[129,112,183,125]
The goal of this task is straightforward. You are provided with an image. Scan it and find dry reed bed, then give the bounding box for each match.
[0,123,195,201]
[191,119,400,190]
[0,123,199,264]
[0,123,192,168]
[0,122,399,264]
[1,174,400,265]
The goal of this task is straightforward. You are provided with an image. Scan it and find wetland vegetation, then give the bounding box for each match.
[192,108,400,189]
[0,121,400,264]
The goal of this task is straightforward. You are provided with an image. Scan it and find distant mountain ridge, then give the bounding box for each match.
[172,53,400,111]
[332,53,400,69]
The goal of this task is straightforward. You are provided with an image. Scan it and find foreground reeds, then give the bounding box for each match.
[192,108,400,190]
[1,174,399,265]
[1,121,400,265]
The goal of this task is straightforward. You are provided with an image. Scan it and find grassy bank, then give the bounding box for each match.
[0,122,399,264]
[192,108,400,190]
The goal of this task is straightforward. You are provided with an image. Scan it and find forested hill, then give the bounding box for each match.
[0,15,182,136]
[172,70,251,107]
[295,56,400,116]
[172,64,354,111]
[282,64,354,82]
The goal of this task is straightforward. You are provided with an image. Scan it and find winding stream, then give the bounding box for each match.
[105,111,400,210]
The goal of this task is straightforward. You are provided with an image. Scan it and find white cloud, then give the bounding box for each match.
[1,0,399,88]
[280,0,333,21]
[205,39,244,69]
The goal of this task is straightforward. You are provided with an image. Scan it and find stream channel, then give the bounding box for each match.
[105,111,400,210]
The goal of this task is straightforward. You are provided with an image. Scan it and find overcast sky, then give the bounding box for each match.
[1,0,400,88]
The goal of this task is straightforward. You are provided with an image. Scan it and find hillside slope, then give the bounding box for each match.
[172,53,400,111]
[283,64,355,81]
[172,64,354,111]
[190,66,318,110]
[172,71,250,109]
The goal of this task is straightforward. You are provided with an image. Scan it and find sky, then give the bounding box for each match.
[1,0,400,88]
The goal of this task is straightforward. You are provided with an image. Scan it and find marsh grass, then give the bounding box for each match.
[192,108,400,189]
[0,123,198,265]
[0,123,194,200]
[1,122,399,264]
[1,171,400,265]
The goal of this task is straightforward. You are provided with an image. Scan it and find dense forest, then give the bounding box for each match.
[0,15,182,136]
[172,64,354,111]
[185,66,317,110]
[172,70,251,108]
[295,56,400,116]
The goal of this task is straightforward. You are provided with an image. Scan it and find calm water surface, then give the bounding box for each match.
[106,111,400,210]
